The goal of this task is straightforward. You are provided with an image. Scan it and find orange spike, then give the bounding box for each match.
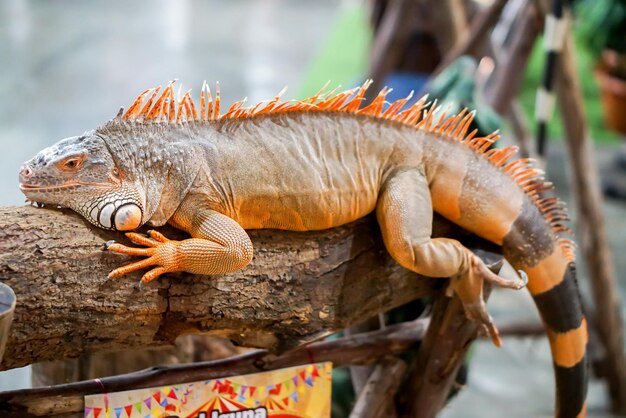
[257,87,288,115]
[156,95,168,122]
[493,146,519,166]
[513,169,541,183]
[249,101,266,115]
[200,82,207,121]
[138,87,162,119]
[272,101,294,112]
[417,102,438,130]
[206,88,214,120]
[146,85,169,120]
[359,87,389,116]
[123,89,151,120]
[433,109,451,133]
[182,92,195,121]
[300,81,332,105]
[477,138,496,153]
[185,91,198,121]
[213,82,221,119]
[343,80,372,112]
[384,92,414,119]
[463,128,478,143]
[485,149,500,160]
[176,95,186,124]
[319,90,352,111]
[223,99,247,119]
[454,110,475,140]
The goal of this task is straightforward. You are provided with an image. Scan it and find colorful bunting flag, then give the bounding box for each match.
[168,388,178,400]
[269,383,281,395]
[86,362,331,417]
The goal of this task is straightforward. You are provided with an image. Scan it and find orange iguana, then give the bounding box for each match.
[18,81,587,417]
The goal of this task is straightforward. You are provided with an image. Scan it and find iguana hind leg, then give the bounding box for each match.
[376,169,525,346]
[106,202,253,284]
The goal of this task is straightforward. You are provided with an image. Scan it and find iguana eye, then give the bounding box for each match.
[58,155,85,171]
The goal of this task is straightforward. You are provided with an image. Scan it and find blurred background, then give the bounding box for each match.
[1,0,626,417]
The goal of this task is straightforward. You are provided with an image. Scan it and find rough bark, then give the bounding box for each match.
[0,319,428,417]
[0,282,15,364]
[349,356,407,418]
[0,206,493,371]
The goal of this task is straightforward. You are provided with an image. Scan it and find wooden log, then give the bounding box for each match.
[399,252,501,417]
[431,0,508,77]
[0,319,428,417]
[508,101,535,158]
[0,205,496,371]
[0,282,16,365]
[29,336,241,387]
[349,357,407,418]
[366,0,416,99]
[546,10,626,413]
[484,0,539,114]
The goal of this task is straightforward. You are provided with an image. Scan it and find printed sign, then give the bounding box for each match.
[84,362,332,418]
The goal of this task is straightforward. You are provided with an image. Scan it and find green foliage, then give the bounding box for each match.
[519,34,618,143]
[297,6,371,98]
[576,0,626,56]
[428,56,502,136]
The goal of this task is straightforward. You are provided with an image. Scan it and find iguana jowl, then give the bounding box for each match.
[18,81,587,417]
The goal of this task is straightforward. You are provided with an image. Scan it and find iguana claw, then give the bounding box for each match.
[105,231,178,284]
[449,253,525,348]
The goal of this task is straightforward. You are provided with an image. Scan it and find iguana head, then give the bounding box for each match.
[19,131,144,231]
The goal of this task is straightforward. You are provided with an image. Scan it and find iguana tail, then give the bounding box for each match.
[427,129,588,417]
[502,199,588,418]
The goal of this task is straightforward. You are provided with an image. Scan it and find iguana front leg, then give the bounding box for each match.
[106,197,253,283]
[376,169,526,346]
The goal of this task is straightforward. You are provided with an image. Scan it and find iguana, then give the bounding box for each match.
[18,81,587,417]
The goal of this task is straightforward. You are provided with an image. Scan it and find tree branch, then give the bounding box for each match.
[0,319,428,417]
[0,206,495,370]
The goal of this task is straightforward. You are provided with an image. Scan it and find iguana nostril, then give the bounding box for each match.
[20,165,32,177]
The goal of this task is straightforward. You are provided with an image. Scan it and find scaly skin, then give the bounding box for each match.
[19,83,587,417]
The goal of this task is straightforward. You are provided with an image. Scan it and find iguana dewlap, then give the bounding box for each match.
[18,81,587,417]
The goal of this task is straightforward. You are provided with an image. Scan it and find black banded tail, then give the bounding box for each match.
[503,199,588,418]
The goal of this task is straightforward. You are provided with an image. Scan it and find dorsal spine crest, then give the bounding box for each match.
[118,80,574,255]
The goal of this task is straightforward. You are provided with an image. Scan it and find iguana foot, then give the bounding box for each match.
[448,253,527,348]
[105,231,177,284]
